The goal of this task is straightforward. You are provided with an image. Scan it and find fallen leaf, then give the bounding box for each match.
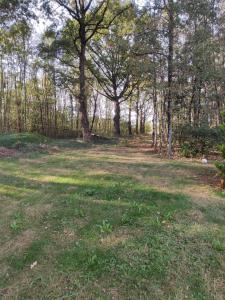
[30,261,37,269]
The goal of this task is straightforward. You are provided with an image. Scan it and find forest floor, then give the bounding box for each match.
[0,134,225,300]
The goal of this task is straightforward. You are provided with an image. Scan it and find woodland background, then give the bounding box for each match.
[1,0,225,157]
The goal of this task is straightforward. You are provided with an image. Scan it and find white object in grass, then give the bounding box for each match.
[202,158,208,164]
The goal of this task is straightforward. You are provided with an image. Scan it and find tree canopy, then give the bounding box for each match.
[0,0,225,155]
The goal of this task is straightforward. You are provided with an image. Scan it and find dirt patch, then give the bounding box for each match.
[186,209,204,222]
[0,147,18,158]
[100,228,141,248]
[184,186,225,207]
[25,203,53,218]
[53,228,77,246]
[200,172,221,188]
[0,229,36,258]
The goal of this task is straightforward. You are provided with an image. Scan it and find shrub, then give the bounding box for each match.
[180,142,198,158]
[216,113,225,183]
[175,124,224,157]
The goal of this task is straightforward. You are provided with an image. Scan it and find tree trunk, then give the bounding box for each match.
[0,56,3,132]
[136,87,140,134]
[215,83,222,125]
[91,93,98,132]
[140,104,145,134]
[167,0,174,159]
[79,24,90,141]
[152,61,158,149]
[70,94,74,130]
[113,100,120,137]
[128,100,132,136]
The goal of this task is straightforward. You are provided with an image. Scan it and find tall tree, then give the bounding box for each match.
[44,0,126,140]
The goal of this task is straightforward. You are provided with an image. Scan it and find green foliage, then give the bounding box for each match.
[215,112,225,180]
[10,212,25,233]
[176,124,224,157]
[97,219,113,234]
[0,133,48,149]
[212,239,225,252]
[180,142,198,158]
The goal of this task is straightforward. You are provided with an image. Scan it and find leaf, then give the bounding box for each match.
[30,261,38,269]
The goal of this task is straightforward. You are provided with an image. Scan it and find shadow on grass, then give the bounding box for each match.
[1,161,224,300]
[28,155,216,189]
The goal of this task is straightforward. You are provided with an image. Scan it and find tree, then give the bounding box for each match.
[90,3,139,136]
[166,0,175,158]
[43,0,127,140]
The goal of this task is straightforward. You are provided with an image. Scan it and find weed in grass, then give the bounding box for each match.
[10,212,25,233]
[74,207,86,218]
[97,220,113,234]
[121,211,134,225]
[57,244,117,278]
[212,239,225,252]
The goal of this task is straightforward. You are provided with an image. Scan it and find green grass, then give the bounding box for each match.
[0,132,48,148]
[0,134,224,299]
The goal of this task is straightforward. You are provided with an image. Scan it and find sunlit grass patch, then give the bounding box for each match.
[0,135,224,299]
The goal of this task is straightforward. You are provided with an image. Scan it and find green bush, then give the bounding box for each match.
[215,112,225,183]
[175,124,224,157]
[180,142,197,158]
[215,112,225,181]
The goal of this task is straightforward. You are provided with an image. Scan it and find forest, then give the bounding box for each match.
[0,0,225,299]
[0,0,224,156]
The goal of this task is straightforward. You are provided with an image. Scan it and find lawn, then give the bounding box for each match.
[0,135,224,299]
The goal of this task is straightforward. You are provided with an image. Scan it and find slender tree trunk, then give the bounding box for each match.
[152,60,158,149]
[113,100,120,137]
[167,0,174,159]
[91,93,98,132]
[23,60,27,131]
[136,87,140,134]
[0,56,3,132]
[142,112,146,134]
[214,82,222,125]
[128,100,132,136]
[76,107,80,133]
[140,104,145,134]
[78,24,90,141]
[53,66,57,136]
[40,102,44,134]
[70,94,74,130]
[15,78,22,133]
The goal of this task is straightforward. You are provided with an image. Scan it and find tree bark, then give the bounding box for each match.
[135,87,140,134]
[78,22,90,141]
[167,0,174,159]
[128,100,132,136]
[91,93,98,132]
[152,59,158,149]
[113,100,121,137]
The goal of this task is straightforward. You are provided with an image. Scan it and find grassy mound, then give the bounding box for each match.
[0,133,49,149]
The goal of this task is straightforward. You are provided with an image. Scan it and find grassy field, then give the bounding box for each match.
[0,134,224,299]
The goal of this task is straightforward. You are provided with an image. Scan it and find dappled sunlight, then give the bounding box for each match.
[0,185,29,199]
[0,140,224,300]
[183,223,220,237]
[81,197,131,208]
